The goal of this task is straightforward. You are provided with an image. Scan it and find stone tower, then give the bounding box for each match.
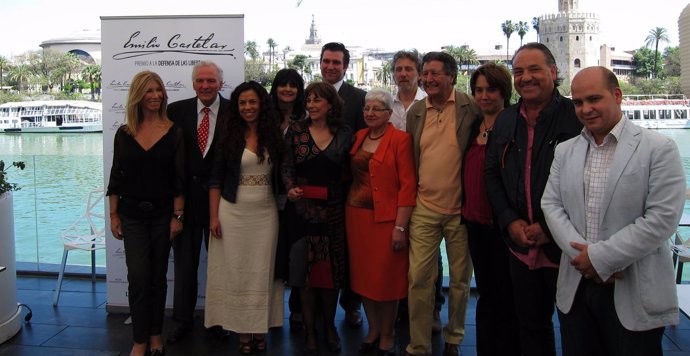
[539,0,600,83]
[305,15,321,45]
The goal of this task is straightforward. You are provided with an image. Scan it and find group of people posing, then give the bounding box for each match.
[107,40,686,356]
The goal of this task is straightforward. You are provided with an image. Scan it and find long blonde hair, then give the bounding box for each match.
[125,71,169,136]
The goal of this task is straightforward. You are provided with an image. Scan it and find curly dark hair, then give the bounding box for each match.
[220,81,282,164]
[270,68,306,119]
[302,82,344,134]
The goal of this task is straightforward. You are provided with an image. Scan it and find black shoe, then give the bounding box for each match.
[206,325,230,339]
[359,338,379,353]
[327,328,341,353]
[166,327,190,344]
[443,343,460,356]
[149,348,165,356]
[290,312,304,332]
[377,347,395,356]
[346,309,363,328]
[304,347,319,356]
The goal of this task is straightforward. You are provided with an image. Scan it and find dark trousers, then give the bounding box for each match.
[558,279,664,356]
[121,214,172,344]
[508,253,558,356]
[171,222,208,327]
[466,221,521,356]
[289,288,302,314]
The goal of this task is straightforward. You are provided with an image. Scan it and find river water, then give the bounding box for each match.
[1,129,690,271]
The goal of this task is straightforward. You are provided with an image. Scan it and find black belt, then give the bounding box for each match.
[118,196,171,216]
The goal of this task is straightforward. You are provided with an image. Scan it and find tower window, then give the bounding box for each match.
[576,36,579,41]
[560,36,563,42]
[574,58,581,68]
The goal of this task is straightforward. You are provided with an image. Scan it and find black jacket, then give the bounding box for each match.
[484,90,583,263]
[167,95,229,225]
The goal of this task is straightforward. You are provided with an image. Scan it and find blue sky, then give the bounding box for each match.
[0,0,685,57]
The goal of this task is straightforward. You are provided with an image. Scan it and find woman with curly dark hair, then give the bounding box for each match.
[282,82,353,355]
[206,81,284,354]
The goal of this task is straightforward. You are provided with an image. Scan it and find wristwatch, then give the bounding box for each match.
[394,225,407,232]
[172,212,184,223]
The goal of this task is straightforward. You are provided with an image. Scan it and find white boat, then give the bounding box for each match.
[0,100,102,133]
[622,97,690,130]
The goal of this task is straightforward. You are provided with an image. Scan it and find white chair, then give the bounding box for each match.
[671,231,690,284]
[53,188,106,306]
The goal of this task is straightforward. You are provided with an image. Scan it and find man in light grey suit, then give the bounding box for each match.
[542,66,686,356]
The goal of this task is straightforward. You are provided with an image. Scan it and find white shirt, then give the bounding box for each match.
[582,116,625,243]
[331,78,344,92]
[391,88,427,131]
[196,94,221,157]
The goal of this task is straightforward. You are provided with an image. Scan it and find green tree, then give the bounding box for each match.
[288,54,307,75]
[81,64,101,101]
[664,46,680,77]
[443,45,478,75]
[245,40,260,61]
[532,17,540,42]
[266,38,278,70]
[501,20,516,62]
[633,47,660,79]
[644,27,670,78]
[517,21,530,47]
[0,56,8,87]
[7,63,31,93]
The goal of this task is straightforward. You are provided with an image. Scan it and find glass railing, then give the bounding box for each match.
[1,153,105,272]
[2,132,690,281]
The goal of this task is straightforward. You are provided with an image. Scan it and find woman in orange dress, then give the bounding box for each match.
[346,89,416,355]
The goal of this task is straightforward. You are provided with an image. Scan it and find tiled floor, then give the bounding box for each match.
[2,275,690,355]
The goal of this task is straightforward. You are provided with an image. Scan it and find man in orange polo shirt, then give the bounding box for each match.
[404,52,480,356]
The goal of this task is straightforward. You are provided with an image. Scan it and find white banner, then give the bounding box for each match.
[101,15,244,311]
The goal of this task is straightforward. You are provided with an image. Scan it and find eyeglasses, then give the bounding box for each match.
[362,107,391,114]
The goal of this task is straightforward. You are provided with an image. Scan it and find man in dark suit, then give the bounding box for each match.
[166,60,228,343]
[319,42,365,327]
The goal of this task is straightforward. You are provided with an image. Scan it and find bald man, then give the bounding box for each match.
[542,66,686,356]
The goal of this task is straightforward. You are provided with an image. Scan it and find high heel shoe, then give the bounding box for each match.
[239,338,254,354]
[253,335,266,352]
[359,337,379,353]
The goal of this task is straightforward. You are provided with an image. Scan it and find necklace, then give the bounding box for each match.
[481,120,494,139]
[368,131,385,140]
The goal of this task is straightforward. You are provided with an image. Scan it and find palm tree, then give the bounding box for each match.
[245,40,259,61]
[532,17,541,42]
[644,27,671,78]
[81,64,101,101]
[7,64,31,93]
[282,46,293,68]
[266,38,278,69]
[501,20,516,62]
[375,60,393,87]
[0,56,9,88]
[517,21,530,47]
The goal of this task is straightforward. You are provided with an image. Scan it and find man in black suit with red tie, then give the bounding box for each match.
[166,60,229,343]
[320,42,366,327]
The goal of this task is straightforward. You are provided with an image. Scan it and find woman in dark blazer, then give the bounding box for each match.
[346,89,417,355]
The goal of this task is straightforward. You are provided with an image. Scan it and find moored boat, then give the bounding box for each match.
[622,96,690,129]
[0,100,102,133]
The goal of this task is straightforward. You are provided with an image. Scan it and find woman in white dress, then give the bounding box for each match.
[207,81,285,354]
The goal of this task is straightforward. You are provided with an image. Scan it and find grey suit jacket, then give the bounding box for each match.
[405,90,480,172]
[542,118,686,331]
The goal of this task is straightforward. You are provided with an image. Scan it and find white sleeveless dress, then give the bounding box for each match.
[204,148,284,333]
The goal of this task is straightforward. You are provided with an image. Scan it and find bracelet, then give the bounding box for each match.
[394,225,407,232]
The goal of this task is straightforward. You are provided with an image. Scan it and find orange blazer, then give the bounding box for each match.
[350,123,417,223]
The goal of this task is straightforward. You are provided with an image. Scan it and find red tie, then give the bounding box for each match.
[197,107,210,154]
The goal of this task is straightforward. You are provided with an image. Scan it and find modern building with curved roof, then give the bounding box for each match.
[39,29,101,65]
